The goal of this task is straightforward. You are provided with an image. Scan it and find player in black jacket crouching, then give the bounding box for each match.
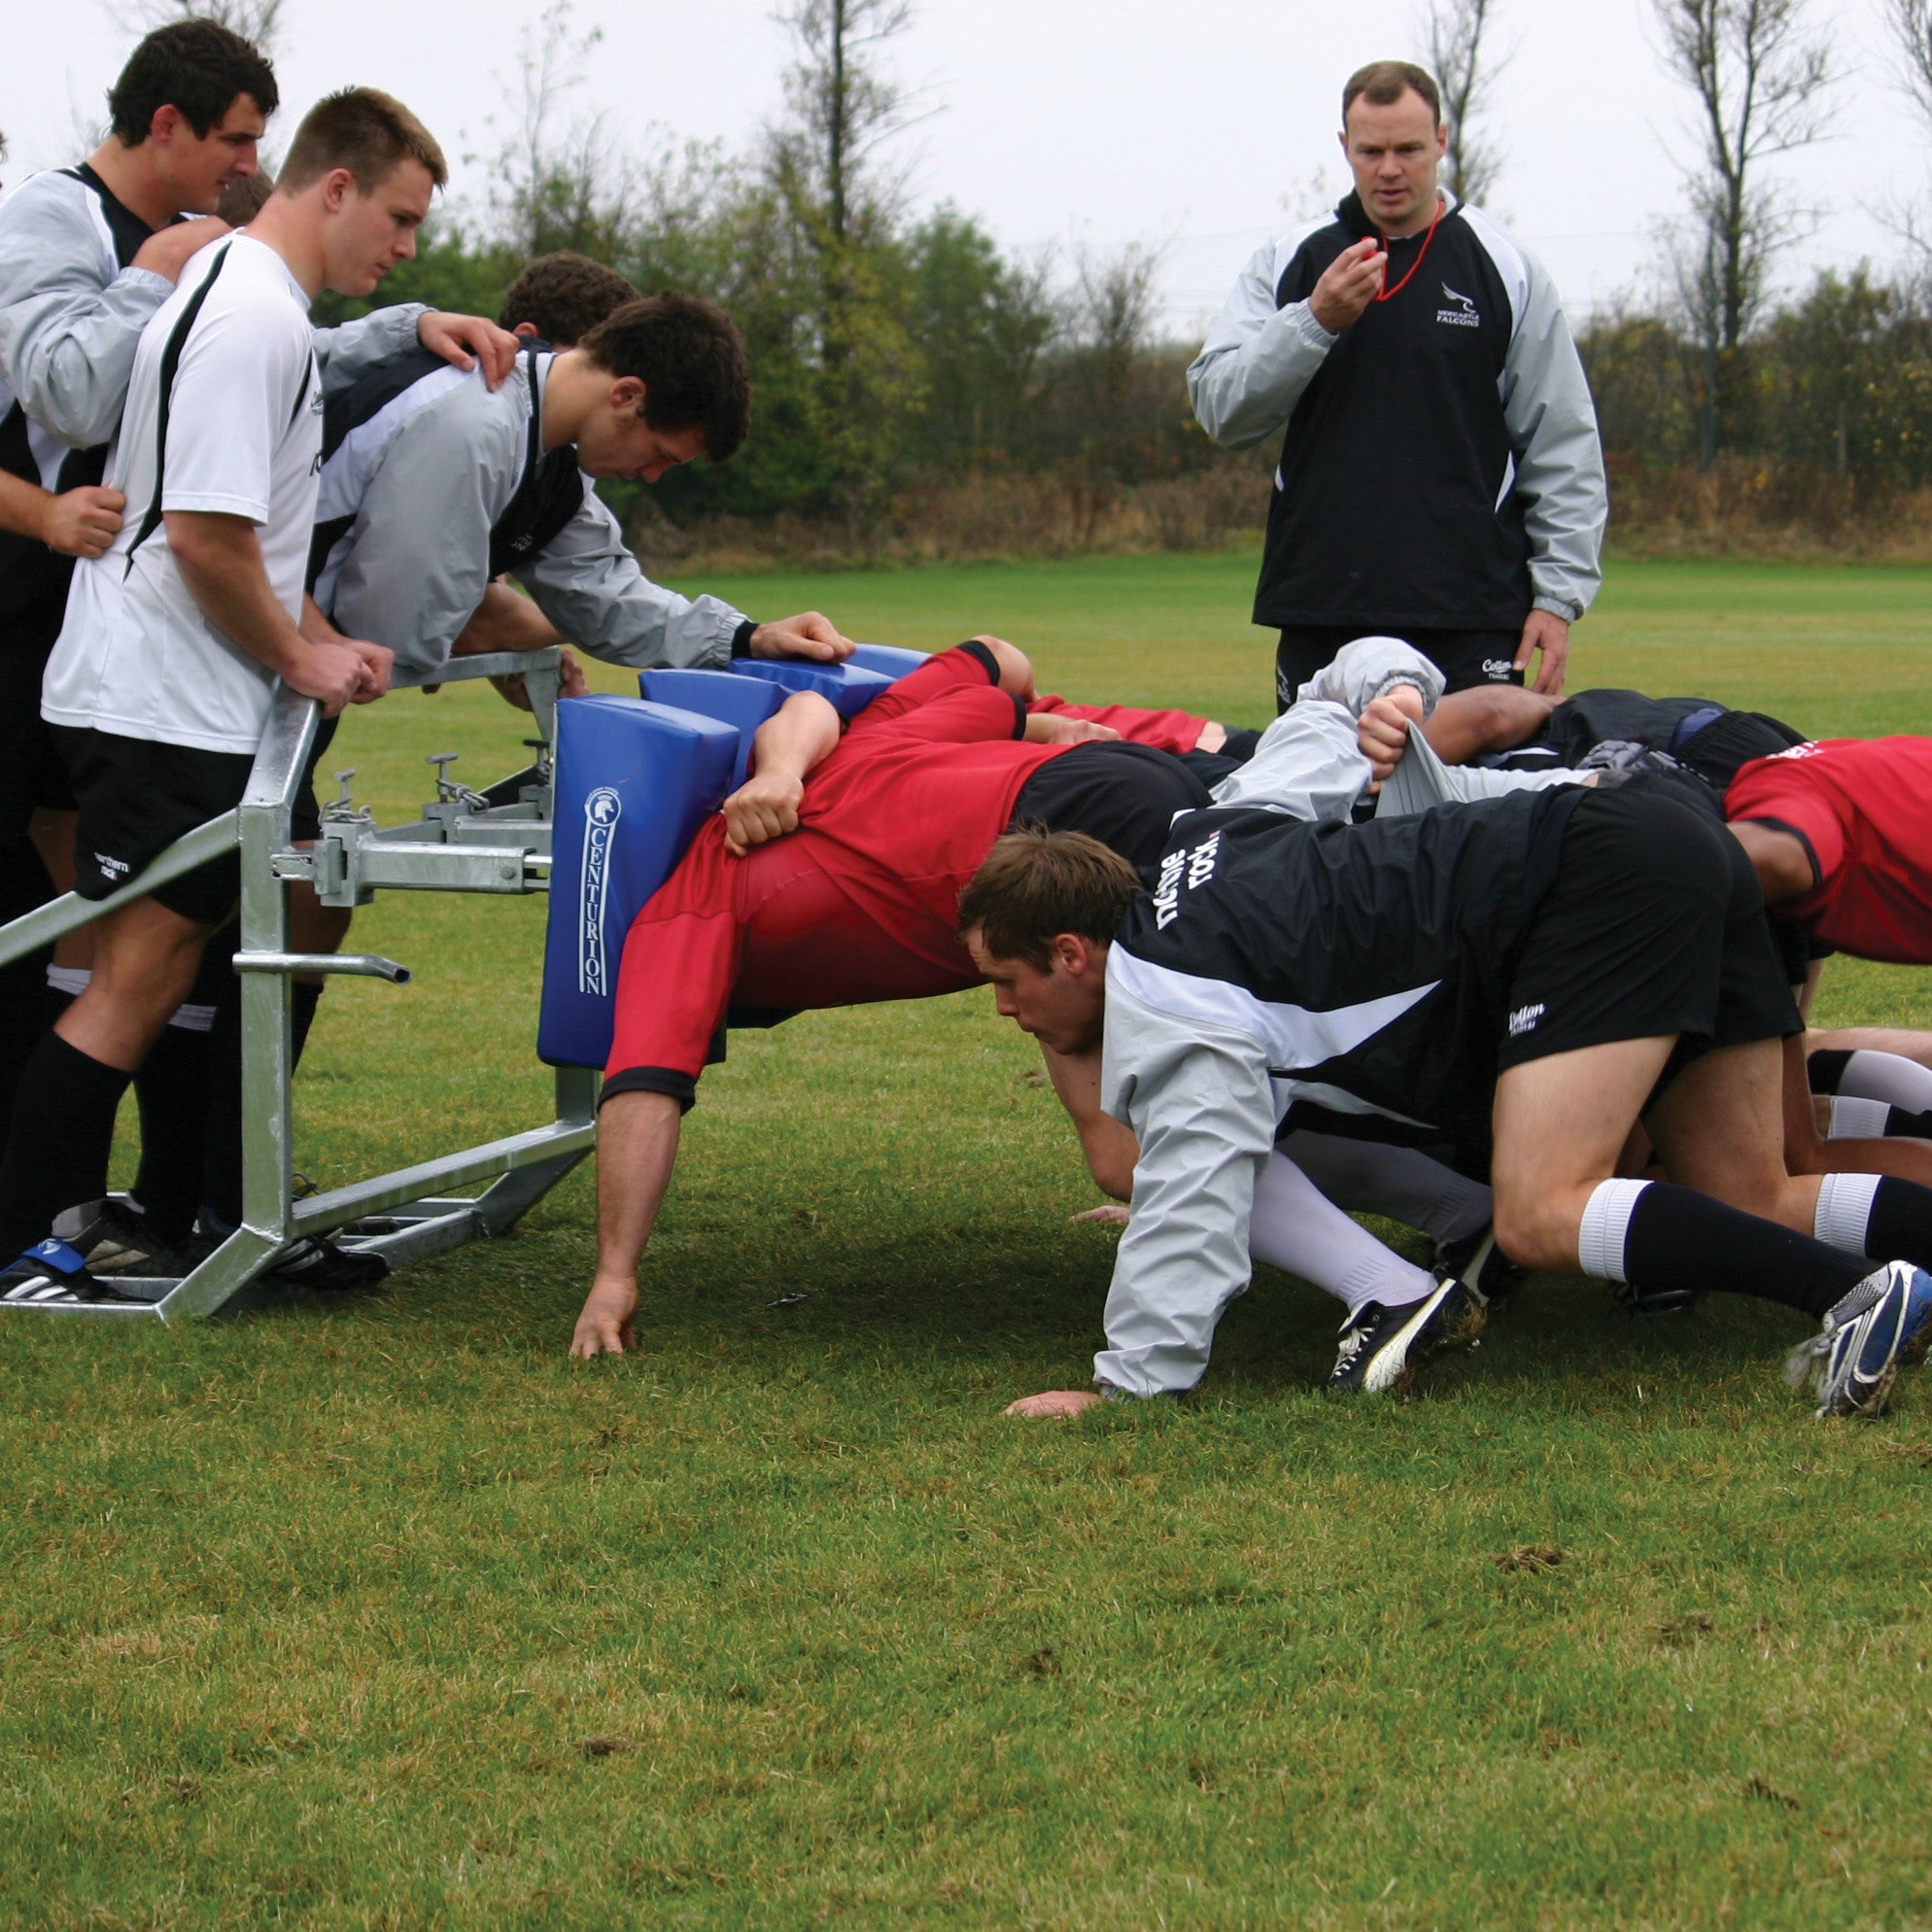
[960,779,1932,1423]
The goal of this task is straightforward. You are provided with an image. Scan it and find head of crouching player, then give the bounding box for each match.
[958,828,1141,1057]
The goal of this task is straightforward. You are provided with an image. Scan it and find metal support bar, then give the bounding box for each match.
[233,951,413,983]
[0,647,595,1324]
[0,811,237,971]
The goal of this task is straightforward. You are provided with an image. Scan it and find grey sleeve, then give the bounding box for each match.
[1092,983,1278,1398]
[1297,634,1446,717]
[1501,253,1606,623]
[1208,694,1374,822]
[323,384,517,677]
[0,182,170,448]
[1186,235,1335,450]
[518,490,748,672]
[312,304,427,397]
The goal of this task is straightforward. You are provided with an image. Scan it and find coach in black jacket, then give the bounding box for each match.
[1189,59,1605,708]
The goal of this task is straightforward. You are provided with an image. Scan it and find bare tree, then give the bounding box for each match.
[112,0,286,53]
[1650,0,1837,461]
[484,2,642,261]
[1873,0,1932,261]
[1420,0,1512,204]
[1882,0,1932,131]
[769,0,920,246]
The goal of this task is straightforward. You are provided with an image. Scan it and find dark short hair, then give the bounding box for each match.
[1342,60,1442,125]
[108,18,279,145]
[577,293,751,464]
[498,252,639,347]
[277,86,446,195]
[957,827,1141,972]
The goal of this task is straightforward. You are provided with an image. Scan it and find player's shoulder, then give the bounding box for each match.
[0,167,93,228]
[1448,199,1549,319]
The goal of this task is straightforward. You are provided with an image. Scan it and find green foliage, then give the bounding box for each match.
[1579,266,1932,508]
[8,557,1932,1923]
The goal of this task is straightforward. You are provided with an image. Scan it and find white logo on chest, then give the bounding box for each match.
[1436,282,1481,328]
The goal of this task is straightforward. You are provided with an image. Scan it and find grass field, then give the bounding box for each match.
[5,555,1932,1929]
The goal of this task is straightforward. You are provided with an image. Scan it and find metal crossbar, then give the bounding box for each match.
[0,647,596,1321]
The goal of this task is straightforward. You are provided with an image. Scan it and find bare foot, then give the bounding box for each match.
[1005,1389,1103,1419]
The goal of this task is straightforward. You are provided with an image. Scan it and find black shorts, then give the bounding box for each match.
[0,594,77,837]
[1496,783,1803,1086]
[1276,625,1523,713]
[1011,741,1211,870]
[54,725,255,925]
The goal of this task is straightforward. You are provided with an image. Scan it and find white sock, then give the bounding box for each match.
[1827,1094,1892,1141]
[1577,1179,1651,1282]
[1813,1172,1881,1256]
[1838,1049,1932,1113]
[1249,1151,1437,1315]
[1280,1130,1493,1244]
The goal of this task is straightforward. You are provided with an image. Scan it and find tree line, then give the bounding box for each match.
[291,0,1932,558]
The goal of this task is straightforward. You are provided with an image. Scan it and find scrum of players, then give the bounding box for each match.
[5,23,1932,1426]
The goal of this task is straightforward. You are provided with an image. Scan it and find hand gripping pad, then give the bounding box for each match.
[847,643,928,681]
[727,657,895,718]
[539,696,740,1068]
[638,669,783,788]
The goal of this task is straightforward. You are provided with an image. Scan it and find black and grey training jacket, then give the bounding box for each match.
[1188,190,1605,635]
[1093,783,1587,1398]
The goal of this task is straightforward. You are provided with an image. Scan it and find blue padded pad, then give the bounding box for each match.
[638,668,781,788]
[848,642,928,681]
[728,657,894,718]
[539,696,739,1069]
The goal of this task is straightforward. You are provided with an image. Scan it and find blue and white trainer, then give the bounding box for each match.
[1786,1261,1932,1420]
[0,1236,111,1305]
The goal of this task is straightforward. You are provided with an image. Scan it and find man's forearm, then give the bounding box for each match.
[0,470,51,543]
[747,693,843,783]
[165,511,302,674]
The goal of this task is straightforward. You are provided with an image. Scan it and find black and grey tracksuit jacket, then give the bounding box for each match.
[1096,777,1591,1400]
[1188,190,1605,635]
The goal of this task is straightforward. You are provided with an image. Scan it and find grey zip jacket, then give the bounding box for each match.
[315,354,746,678]
[0,167,423,459]
[1187,193,1605,625]
[1095,638,1582,1398]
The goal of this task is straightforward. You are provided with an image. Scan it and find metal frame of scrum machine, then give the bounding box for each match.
[0,646,597,1323]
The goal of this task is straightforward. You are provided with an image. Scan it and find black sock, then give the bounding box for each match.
[0,839,53,1134]
[0,1033,132,1257]
[1884,1105,1932,1140]
[1867,1178,1932,1272]
[130,1023,209,1244]
[1617,1180,1869,1321]
[200,979,325,1227]
[1808,1049,1852,1095]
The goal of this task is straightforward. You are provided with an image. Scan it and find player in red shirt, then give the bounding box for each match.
[571,640,1222,1356]
[1726,739,1932,966]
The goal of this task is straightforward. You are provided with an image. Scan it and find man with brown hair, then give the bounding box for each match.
[959,780,1932,1423]
[0,86,452,1292]
[499,251,639,348]
[309,289,854,681]
[1189,58,1604,708]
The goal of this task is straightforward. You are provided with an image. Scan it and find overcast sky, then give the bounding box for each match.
[5,0,1925,335]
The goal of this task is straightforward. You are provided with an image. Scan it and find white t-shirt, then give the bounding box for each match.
[43,234,324,755]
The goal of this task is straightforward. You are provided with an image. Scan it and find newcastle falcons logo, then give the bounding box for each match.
[577,787,622,995]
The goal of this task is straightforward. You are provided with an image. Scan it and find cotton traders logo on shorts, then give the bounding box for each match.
[1436,283,1481,328]
[1507,1001,1546,1038]
[576,787,622,996]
